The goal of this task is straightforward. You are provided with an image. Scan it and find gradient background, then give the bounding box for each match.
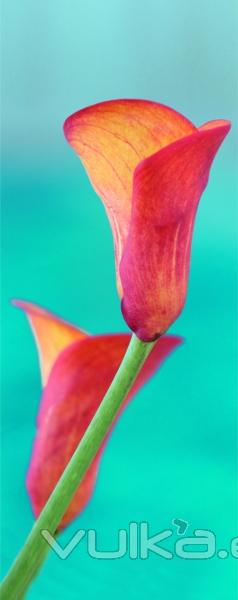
[1,1,238,598]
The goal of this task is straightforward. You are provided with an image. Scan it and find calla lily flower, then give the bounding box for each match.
[64,99,231,341]
[14,300,182,529]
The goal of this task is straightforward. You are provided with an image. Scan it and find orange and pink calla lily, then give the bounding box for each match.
[14,300,182,529]
[64,99,231,341]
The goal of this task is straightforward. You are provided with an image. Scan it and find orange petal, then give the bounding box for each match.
[64,99,195,294]
[13,300,87,385]
[120,120,231,341]
[27,333,182,529]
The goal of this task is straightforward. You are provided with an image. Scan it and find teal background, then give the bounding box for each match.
[1,1,237,598]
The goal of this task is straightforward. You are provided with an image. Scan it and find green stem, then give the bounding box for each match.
[1,334,155,599]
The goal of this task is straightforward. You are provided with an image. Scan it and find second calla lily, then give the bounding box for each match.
[64,99,230,341]
[14,300,182,529]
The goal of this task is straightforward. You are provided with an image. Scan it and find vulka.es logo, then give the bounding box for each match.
[41,520,238,561]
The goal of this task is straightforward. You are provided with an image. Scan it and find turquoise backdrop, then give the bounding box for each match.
[1,1,237,598]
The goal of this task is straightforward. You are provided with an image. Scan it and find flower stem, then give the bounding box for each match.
[1,334,155,598]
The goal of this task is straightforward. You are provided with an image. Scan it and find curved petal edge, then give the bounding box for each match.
[120,120,231,341]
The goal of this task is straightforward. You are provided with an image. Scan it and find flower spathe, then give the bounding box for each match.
[64,100,231,341]
[14,300,182,529]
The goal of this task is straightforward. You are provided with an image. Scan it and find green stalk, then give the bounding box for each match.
[1,334,155,599]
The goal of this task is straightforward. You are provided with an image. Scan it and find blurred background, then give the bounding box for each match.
[1,1,237,598]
